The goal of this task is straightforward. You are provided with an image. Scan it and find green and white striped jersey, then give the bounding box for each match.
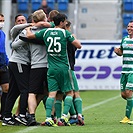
[35,28,75,69]
[121,35,133,73]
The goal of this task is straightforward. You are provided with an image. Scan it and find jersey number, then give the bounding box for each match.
[47,37,61,53]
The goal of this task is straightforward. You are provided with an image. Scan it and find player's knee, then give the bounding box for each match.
[125,90,132,98]
[1,83,9,93]
[66,90,73,97]
[121,95,126,100]
[73,91,80,98]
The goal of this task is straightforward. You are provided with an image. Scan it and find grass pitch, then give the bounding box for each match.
[1,90,133,133]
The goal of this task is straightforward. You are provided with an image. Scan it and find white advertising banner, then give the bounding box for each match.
[75,40,122,90]
[6,40,122,90]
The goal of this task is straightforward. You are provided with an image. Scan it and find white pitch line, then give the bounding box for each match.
[83,95,120,111]
[15,95,120,133]
[15,126,38,133]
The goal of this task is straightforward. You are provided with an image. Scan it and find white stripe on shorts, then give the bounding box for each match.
[17,63,23,73]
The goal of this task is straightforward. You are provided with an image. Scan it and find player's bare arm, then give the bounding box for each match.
[114,47,123,56]
[34,21,51,28]
[72,39,82,49]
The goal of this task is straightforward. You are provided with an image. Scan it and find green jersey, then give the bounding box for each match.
[49,22,55,28]
[121,35,133,73]
[35,28,75,69]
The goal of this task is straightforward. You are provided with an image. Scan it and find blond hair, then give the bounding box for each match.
[32,9,46,23]
[48,10,59,22]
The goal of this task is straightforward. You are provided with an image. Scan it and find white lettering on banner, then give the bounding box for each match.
[74,41,122,90]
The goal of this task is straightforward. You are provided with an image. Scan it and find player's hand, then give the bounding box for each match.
[30,23,35,26]
[114,47,123,56]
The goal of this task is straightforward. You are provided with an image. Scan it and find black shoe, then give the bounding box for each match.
[15,115,27,126]
[26,112,31,120]
[12,114,17,119]
[35,121,41,126]
[27,115,37,126]
[2,117,16,126]
[12,114,22,126]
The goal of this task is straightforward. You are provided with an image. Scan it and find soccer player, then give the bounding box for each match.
[41,9,59,122]
[26,13,81,126]
[114,20,133,124]
[55,20,84,126]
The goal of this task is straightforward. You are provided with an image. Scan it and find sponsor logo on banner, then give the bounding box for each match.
[74,41,122,90]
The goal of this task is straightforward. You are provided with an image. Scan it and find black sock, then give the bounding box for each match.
[30,114,35,117]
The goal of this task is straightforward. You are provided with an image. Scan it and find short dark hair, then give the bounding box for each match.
[53,13,67,26]
[66,20,71,28]
[129,20,133,23]
[15,14,25,22]
[0,13,4,17]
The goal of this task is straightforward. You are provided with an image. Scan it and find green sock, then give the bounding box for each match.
[43,95,48,109]
[74,97,82,114]
[63,96,73,115]
[126,97,133,119]
[46,97,55,118]
[55,100,62,119]
[69,101,76,116]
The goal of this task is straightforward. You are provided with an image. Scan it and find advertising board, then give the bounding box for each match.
[5,40,122,90]
[74,40,122,90]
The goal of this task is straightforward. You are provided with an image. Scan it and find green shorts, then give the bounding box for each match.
[71,70,79,92]
[47,68,74,93]
[120,73,133,92]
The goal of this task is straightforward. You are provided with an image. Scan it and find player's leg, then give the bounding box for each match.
[42,84,48,109]
[27,68,47,126]
[123,89,133,125]
[44,69,58,126]
[69,100,78,124]
[55,92,63,126]
[0,70,9,120]
[59,70,74,126]
[120,73,132,123]
[45,91,58,126]
[14,63,30,126]
[71,70,84,125]
[60,90,73,126]
[0,84,8,119]
[124,73,133,125]
[2,63,20,126]
[73,92,84,125]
